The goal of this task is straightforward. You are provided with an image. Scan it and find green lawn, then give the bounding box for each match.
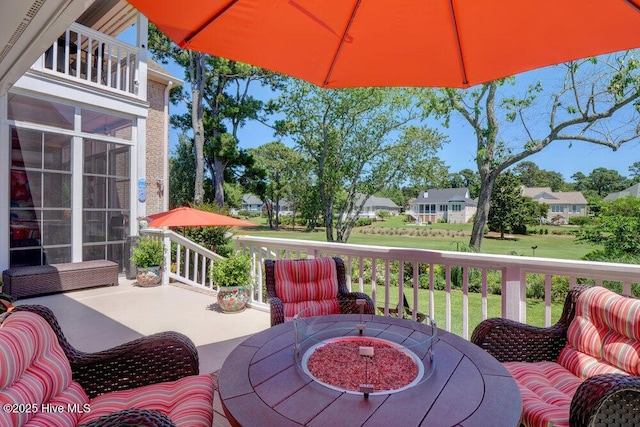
[242,218,599,260]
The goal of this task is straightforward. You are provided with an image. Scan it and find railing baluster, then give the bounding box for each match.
[64,29,70,74]
[412,262,419,322]
[346,256,353,291]
[185,248,191,281]
[106,43,113,87]
[384,260,390,315]
[372,258,379,315]
[481,268,488,321]
[445,265,451,332]
[87,36,93,83]
[429,263,435,321]
[462,266,469,339]
[545,274,552,327]
[398,260,404,316]
[116,46,122,90]
[200,254,206,286]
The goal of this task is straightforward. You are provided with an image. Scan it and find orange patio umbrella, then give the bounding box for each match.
[147,206,256,228]
[128,0,640,88]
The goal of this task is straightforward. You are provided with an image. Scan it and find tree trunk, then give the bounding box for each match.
[213,158,225,208]
[190,52,206,206]
[469,170,498,250]
[324,204,334,242]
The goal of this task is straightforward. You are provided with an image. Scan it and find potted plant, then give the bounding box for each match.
[131,236,165,286]
[209,251,252,313]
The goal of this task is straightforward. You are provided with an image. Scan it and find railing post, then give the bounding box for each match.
[502,266,526,323]
[162,232,170,285]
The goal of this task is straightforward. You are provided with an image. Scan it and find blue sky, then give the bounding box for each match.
[122,28,639,183]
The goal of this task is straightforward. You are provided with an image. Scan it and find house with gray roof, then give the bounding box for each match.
[407,188,477,224]
[603,183,640,201]
[352,194,400,219]
[241,194,264,213]
[239,194,293,216]
[522,187,588,224]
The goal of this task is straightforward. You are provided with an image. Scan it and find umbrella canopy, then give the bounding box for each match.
[147,207,256,228]
[129,0,640,88]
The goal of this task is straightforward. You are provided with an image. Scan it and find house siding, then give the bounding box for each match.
[408,188,476,224]
[145,80,166,215]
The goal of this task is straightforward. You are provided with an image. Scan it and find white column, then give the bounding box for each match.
[71,133,83,262]
[135,14,149,100]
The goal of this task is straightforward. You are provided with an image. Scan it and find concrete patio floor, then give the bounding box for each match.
[14,277,270,373]
[12,276,271,427]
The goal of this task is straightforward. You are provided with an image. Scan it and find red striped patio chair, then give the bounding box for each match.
[472,285,640,427]
[1,308,215,427]
[265,257,374,326]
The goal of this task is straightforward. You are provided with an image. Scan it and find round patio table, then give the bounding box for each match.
[218,314,521,426]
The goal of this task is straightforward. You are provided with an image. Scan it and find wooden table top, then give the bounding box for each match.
[219,314,521,427]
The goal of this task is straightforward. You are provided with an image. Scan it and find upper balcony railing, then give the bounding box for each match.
[234,236,640,339]
[33,23,141,97]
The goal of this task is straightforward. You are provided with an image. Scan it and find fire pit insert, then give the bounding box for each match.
[293,301,437,398]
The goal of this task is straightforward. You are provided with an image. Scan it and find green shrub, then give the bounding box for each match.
[355,217,373,227]
[131,236,164,267]
[525,274,569,302]
[568,216,592,226]
[209,251,251,287]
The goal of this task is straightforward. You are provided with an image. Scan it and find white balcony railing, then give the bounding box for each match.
[35,23,141,96]
[141,228,224,290]
[234,236,640,339]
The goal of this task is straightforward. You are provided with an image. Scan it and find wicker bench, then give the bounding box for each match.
[2,260,119,299]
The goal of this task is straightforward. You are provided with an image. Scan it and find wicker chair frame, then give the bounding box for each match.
[13,305,200,399]
[471,285,640,427]
[78,408,177,427]
[265,257,375,326]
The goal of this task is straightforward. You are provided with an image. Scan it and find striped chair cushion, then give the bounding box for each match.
[0,312,89,427]
[504,361,582,427]
[274,258,341,320]
[79,374,215,427]
[561,286,640,378]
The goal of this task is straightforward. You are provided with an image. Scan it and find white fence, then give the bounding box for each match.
[235,236,640,339]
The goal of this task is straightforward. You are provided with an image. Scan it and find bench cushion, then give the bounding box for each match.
[274,258,340,321]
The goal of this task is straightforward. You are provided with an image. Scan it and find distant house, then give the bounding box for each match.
[272,199,293,216]
[241,194,264,213]
[352,194,400,219]
[239,194,293,216]
[603,183,640,201]
[522,187,588,224]
[407,188,477,224]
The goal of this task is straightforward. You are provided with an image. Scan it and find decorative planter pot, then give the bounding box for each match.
[136,266,162,287]
[217,285,251,313]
